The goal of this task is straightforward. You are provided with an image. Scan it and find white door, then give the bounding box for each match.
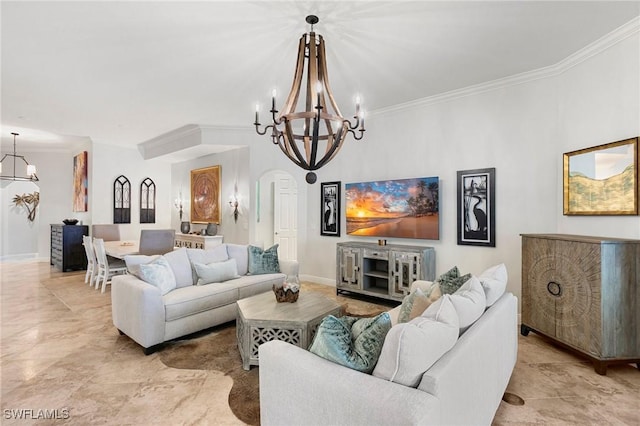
[273,174,298,261]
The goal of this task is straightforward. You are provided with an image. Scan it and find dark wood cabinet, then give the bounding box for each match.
[50,224,89,272]
[521,233,640,375]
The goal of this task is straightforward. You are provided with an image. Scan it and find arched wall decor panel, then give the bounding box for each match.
[140,177,156,224]
[114,175,131,224]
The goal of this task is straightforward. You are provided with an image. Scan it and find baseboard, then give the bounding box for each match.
[300,274,335,287]
[0,253,45,262]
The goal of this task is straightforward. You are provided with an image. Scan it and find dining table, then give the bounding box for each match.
[104,240,140,259]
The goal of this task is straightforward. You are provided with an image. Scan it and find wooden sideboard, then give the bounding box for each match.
[521,233,640,375]
[336,241,435,302]
[50,224,89,272]
[174,233,223,250]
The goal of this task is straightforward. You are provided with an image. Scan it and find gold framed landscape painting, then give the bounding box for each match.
[190,165,221,224]
[563,137,638,215]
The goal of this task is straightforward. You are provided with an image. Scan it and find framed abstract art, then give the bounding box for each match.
[73,151,88,212]
[563,137,638,215]
[191,165,221,224]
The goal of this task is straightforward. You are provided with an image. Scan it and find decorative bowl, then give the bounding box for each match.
[62,219,79,225]
[272,284,299,303]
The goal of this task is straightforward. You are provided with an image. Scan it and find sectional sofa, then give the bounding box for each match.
[111,243,298,354]
[259,265,517,425]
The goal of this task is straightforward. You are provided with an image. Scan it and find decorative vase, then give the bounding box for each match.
[180,221,190,234]
[206,223,218,236]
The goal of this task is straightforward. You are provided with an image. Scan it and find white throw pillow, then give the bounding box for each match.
[226,244,249,276]
[187,245,229,285]
[194,258,240,285]
[478,263,508,307]
[450,276,486,332]
[163,248,193,288]
[138,256,177,295]
[123,254,160,277]
[373,296,459,387]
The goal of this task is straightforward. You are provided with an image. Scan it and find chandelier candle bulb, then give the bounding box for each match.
[255,104,259,125]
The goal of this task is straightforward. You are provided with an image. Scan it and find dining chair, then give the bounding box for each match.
[93,238,127,293]
[92,224,121,242]
[82,235,98,287]
[139,229,176,255]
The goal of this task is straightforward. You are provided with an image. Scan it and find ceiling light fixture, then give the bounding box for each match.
[254,15,365,184]
[0,133,39,182]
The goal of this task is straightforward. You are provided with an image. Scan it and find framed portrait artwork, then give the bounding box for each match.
[563,137,638,215]
[457,168,495,247]
[190,165,221,224]
[321,181,341,236]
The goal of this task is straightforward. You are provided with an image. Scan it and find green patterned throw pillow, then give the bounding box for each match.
[437,266,471,295]
[309,312,392,373]
[397,283,442,323]
[248,244,281,275]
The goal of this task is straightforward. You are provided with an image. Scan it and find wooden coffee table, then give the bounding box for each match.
[236,291,343,370]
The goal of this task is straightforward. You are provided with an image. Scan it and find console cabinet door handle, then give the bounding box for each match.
[547,281,562,297]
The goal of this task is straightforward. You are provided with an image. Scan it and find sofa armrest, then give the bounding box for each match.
[259,340,441,426]
[278,259,299,278]
[111,274,165,349]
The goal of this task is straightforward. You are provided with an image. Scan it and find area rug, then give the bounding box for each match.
[158,297,388,425]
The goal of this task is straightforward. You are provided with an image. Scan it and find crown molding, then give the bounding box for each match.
[372,16,640,117]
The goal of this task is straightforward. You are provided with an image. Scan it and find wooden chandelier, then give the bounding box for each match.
[254,15,365,184]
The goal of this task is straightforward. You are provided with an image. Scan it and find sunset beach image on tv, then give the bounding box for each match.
[345,177,439,240]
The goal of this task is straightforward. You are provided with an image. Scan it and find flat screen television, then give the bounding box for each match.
[345,176,439,240]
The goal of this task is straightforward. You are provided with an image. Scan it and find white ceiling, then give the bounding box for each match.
[2,1,639,154]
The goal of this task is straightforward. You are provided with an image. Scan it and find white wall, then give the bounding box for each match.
[90,142,172,241]
[171,144,251,244]
[295,27,640,302]
[1,150,80,260]
[556,34,640,237]
[300,78,559,296]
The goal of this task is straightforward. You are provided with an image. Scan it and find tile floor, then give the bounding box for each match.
[1,260,638,425]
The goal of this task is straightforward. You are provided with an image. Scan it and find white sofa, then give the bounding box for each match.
[111,243,298,354]
[259,269,517,426]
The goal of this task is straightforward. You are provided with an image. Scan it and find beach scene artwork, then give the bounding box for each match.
[345,177,439,239]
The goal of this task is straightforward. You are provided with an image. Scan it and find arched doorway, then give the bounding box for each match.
[255,170,298,261]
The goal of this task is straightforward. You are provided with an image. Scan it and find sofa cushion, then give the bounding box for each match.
[194,258,240,285]
[478,263,508,307]
[138,256,177,296]
[162,283,239,322]
[163,248,193,289]
[397,283,442,323]
[248,244,281,275]
[226,274,286,299]
[373,295,459,387]
[123,254,160,277]
[186,245,229,285]
[450,275,487,332]
[227,244,249,276]
[309,312,392,374]
[436,266,472,295]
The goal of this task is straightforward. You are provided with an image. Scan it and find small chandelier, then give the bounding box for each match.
[0,133,39,182]
[254,15,365,184]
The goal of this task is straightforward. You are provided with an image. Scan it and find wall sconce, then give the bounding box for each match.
[229,196,239,223]
[174,193,184,221]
